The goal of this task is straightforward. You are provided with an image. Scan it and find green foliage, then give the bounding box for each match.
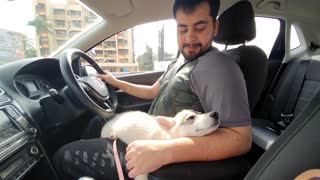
[27,16,53,35]
[137,45,154,71]
[164,51,175,61]
[23,37,37,58]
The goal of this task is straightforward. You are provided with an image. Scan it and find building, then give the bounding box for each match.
[0,29,25,64]
[89,30,137,72]
[32,0,137,72]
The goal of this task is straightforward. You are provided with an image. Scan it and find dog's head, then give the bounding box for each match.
[156,110,220,138]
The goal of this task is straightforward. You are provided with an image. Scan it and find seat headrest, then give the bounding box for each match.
[214,1,256,45]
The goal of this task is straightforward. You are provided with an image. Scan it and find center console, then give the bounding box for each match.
[0,89,44,180]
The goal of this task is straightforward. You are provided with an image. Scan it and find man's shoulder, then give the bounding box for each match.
[195,48,239,71]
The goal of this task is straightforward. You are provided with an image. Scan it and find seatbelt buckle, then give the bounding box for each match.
[280,113,294,125]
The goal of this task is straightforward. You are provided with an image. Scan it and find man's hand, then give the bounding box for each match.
[125,140,170,178]
[97,71,118,87]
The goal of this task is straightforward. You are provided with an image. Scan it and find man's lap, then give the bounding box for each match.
[53,138,130,180]
[53,115,131,180]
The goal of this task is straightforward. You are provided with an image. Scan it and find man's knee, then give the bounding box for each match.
[52,145,74,179]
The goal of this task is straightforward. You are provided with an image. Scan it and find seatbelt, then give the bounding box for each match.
[278,60,309,128]
[259,62,286,119]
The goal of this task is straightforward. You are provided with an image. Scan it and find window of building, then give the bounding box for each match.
[119,49,128,54]
[70,10,81,17]
[106,59,115,63]
[53,9,65,15]
[107,50,116,54]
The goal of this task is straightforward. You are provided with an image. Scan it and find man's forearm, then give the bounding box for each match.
[163,126,252,164]
[115,80,158,100]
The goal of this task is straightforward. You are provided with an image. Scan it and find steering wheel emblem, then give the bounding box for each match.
[95,79,104,87]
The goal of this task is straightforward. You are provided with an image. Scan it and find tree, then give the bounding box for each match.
[27,16,53,56]
[164,51,175,61]
[27,15,53,35]
[137,45,154,71]
[23,37,37,58]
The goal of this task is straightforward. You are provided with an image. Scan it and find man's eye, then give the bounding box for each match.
[178,28,187,34]
[194,25,206,32]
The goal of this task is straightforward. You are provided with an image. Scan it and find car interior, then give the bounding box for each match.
[0,0,320,179]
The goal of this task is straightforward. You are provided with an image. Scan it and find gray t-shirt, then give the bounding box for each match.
[153,48,251,127]
[189,48,251,127]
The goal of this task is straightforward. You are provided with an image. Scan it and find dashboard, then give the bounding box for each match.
[15,75,53,100]
[0,88,43,180]
[0,57,87,180]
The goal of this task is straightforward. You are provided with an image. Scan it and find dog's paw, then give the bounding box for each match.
[109,132,117,140]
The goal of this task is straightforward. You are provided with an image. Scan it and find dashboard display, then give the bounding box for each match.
[0,110,22,144]
[25,80,39,92]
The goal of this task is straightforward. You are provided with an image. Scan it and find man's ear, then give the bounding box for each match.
[213,19,219,37]
[155,116,176,130]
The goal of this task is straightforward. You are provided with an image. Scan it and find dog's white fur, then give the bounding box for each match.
[101,109,220,144]
[100,109,219,180]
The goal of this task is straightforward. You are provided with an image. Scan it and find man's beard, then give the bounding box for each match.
[181,43,207,61]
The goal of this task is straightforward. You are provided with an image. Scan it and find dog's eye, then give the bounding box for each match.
[187,115,196,121]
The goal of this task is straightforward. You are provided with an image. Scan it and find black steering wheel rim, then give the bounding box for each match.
[60,48,118,119]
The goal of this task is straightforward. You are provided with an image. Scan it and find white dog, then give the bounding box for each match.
[101,109,220,144]
[101,109,219,180]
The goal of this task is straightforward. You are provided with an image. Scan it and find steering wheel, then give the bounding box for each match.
[59,48,117,119]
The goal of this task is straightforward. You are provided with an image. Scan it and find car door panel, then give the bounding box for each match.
[116,71,163,112]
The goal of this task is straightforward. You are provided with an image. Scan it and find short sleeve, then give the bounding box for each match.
[189,51,251,127]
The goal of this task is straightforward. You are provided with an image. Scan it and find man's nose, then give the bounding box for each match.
[185,29,197,43]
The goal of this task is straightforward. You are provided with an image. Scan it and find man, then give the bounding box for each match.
[53,0,252,179]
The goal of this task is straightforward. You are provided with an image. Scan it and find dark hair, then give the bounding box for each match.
[173,0,220,21]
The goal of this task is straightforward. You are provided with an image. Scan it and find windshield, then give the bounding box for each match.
[0,0,101,65]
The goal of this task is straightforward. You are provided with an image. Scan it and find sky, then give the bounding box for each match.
[133,19,178,57]
[0,0,35,40]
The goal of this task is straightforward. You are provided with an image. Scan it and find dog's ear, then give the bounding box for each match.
[156,116,176,130]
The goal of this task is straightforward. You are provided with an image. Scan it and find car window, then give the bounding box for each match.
[212,17,280,57]
[87,20,178,75]
[0,0,102,65]
[89,17,281,75]
[290,25,300,50]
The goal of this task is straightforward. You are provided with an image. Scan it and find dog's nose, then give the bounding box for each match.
[210,112,219,120]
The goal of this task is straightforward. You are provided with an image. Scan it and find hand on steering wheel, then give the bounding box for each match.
[60,48,118,119]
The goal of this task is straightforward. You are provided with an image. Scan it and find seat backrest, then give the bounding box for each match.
[245,88,320,180]
[269,59,320,123]
[214,1,268,113]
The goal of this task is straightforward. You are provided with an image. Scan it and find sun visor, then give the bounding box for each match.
[81,0,134,17]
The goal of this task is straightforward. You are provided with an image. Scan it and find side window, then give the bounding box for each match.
[87,20,178,75]
[212,17,280,57]
[290,25,300,50]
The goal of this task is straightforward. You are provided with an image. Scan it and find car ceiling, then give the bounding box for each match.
[81,0,320,21]
[61,0,319,58]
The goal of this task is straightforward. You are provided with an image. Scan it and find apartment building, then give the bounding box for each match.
[33,0,137,72]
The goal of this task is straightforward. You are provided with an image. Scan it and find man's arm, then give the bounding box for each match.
[125,125,252,178]
[98,71,161,100]
[165,126,252,161]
